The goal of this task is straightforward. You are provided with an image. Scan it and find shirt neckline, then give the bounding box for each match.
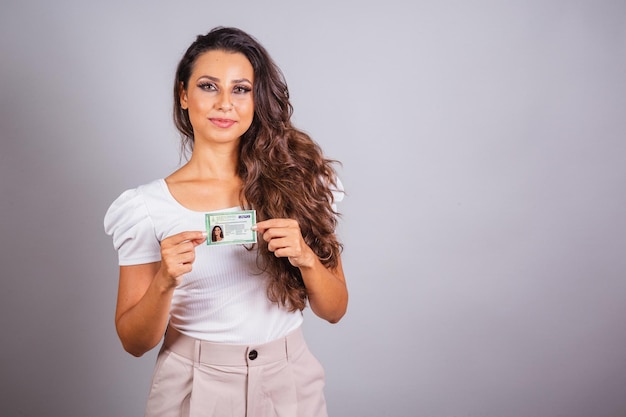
[158,178,239,214]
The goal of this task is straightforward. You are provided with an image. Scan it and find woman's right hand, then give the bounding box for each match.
[157,231,207,288]
[115,230,206,356]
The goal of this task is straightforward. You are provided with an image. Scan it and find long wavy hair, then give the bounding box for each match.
[173,27,342,311]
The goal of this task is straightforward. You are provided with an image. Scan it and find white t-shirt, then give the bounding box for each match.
[104,178,342,344]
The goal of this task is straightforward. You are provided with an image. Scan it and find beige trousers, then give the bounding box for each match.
[144,326,328,417]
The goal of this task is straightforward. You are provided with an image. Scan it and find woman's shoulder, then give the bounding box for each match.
[103,179,166,232]
[103,179,166,264]
[136,178,167,195]
[107,178,165,209]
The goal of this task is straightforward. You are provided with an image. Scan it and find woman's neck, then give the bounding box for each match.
[183,143,240,180]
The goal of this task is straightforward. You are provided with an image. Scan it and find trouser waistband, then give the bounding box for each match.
[162,326,305,367]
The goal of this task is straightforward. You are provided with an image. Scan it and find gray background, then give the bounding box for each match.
[1,0,625,416]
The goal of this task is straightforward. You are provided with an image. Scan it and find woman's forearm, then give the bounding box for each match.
[115,266,175,357]
[300,256,348,323]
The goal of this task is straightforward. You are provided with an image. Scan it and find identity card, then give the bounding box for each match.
[205,209,257,246]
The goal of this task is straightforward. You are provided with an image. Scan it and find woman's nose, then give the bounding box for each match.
[218,92,234,111]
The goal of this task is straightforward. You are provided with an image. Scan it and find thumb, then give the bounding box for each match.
[191,232,208,246]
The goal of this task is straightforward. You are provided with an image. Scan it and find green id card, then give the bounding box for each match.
[205,210,257,245]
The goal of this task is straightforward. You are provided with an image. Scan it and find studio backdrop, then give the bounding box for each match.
[1,1,625,416]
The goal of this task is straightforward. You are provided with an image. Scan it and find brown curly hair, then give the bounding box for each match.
[173,27,342,311]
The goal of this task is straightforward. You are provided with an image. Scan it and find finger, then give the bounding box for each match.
[272,246,302,259]
[162,258,192,278]
[163,251,196,275]
[162,241,194,258]
[173,249,196,262]
[161,241,200,270]
[190,236,207,246]
[163,231,208,246]
[261,228,289,242]
[267,237,302,255]
[163,251,194,267]
[266,237,288,252]
[254,218,297,233]
[260,224,301,241]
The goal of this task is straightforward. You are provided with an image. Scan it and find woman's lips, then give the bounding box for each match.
[210,118,236,128]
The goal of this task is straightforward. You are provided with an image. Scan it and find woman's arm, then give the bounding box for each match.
[115,262,171,356]
[254,219,348,323]
[115,231,206,357]
[298,254,348,323]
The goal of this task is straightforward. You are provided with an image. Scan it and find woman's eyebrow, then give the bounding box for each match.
[197,75,220,82]
[197,75,252,84]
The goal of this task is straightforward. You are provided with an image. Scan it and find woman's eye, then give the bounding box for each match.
[234,85,251,94]
[198,82,216,91]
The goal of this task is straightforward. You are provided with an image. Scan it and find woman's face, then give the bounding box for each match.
[214,226,222,237]
[181,50,254,146]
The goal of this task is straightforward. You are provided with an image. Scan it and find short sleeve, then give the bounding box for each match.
[331,177,345,212]
[103,188,161,266]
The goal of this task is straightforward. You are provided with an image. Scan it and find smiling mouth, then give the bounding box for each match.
[210,118,236,128]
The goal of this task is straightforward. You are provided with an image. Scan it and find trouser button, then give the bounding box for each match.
[248,349,258,360]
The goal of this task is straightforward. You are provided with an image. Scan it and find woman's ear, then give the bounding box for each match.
[179,82,188,110]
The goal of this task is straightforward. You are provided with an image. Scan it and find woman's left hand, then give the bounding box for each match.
[253,218,315,269]
[254,218,348,323]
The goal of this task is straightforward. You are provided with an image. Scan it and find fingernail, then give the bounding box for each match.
[251,225,258,231]
[201,231,208,237]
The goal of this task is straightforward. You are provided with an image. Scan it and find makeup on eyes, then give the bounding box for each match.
[233,85,252,94]
[196,80,252,94]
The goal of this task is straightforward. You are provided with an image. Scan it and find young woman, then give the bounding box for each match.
[211,225,224,242]
[104,27,347,417]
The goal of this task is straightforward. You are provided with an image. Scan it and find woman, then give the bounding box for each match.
[211,225,224,242]
[104,27,347,417]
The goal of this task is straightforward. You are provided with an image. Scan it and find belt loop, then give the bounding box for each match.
[194,339,201,368]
